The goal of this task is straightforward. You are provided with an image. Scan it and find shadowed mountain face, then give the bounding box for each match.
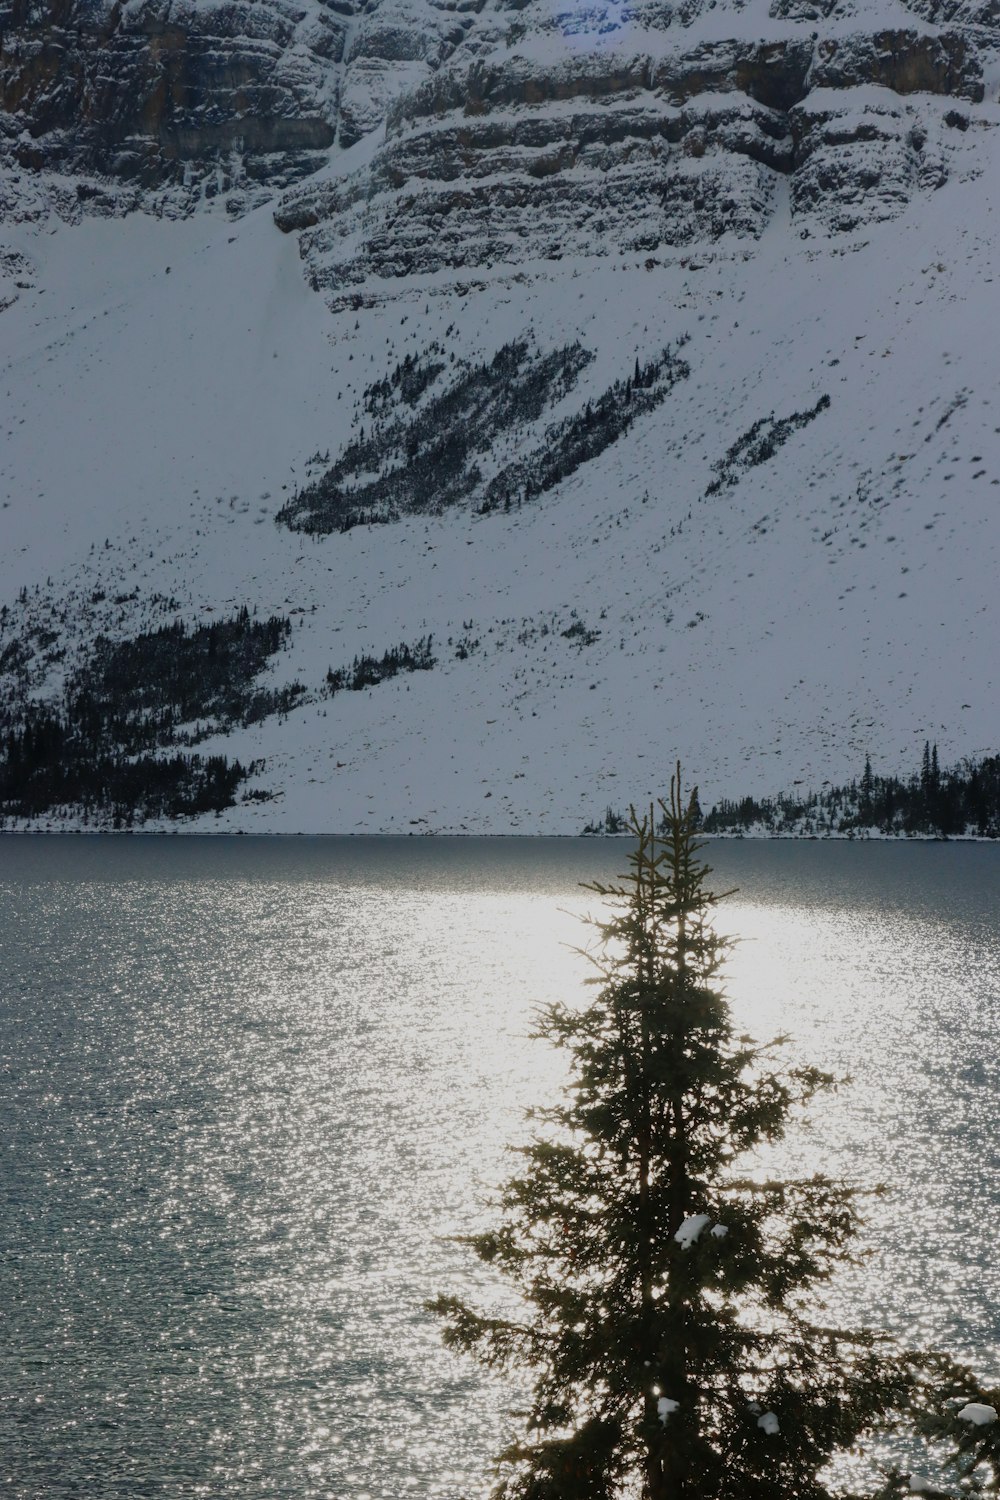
[2,0,338,207]
[0,0,481,215]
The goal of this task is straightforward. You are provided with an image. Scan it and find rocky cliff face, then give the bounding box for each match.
[2,0,994,248]
[274,0,993,299]
[0,0,480,218]
[3,0,994,236]
[1,0,335,214]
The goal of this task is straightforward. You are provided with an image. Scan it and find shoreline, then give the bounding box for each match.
[2,826,999,842]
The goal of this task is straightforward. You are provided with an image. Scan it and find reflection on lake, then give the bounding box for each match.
[1,836,998,1497]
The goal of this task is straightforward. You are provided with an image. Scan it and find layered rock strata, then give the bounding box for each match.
[275,0,992,298]
[0,0,479,214]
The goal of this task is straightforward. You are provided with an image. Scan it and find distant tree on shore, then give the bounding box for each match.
[585,750,1000,840]
[700,748,1000,839]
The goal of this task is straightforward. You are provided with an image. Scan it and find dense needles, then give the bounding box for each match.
[433,767,923,1499]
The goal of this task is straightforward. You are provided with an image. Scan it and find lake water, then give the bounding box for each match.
[1,836,998,1498]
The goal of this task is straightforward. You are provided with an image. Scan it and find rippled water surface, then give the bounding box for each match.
[1,836,998,1498]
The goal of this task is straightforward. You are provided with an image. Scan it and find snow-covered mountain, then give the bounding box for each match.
[0,0,997,831]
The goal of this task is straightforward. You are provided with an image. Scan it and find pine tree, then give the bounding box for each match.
[903,1355,1000,1494]
[860,755,875,826]
[432,766,915,1500]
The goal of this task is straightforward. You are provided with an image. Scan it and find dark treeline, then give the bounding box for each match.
[584,746,1000,839]
[364,345,446,416]
[326,636,435,694]
[80,608,301,751]
[276,336,692,536]
[705,394,830,497]
[477,343,690,516]
[277,340,593,535]
[0,607,297,824]
[0,711,250,825]
[702,743,1000,837]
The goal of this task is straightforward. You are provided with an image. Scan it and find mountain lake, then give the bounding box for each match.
[1,835,997,1497]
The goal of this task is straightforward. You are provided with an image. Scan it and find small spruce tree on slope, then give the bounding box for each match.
[432,768,925,1500]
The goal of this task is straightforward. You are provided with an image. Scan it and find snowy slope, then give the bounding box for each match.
[1,0,998,833]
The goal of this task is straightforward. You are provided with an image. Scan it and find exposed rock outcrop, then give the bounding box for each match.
[1,0,996,268]
[0,0,480,215]
[1,0,343,210]
[338,0,483,148]
[275,5,989,300]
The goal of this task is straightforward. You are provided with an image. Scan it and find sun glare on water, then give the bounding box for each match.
[0,837,996,1497]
